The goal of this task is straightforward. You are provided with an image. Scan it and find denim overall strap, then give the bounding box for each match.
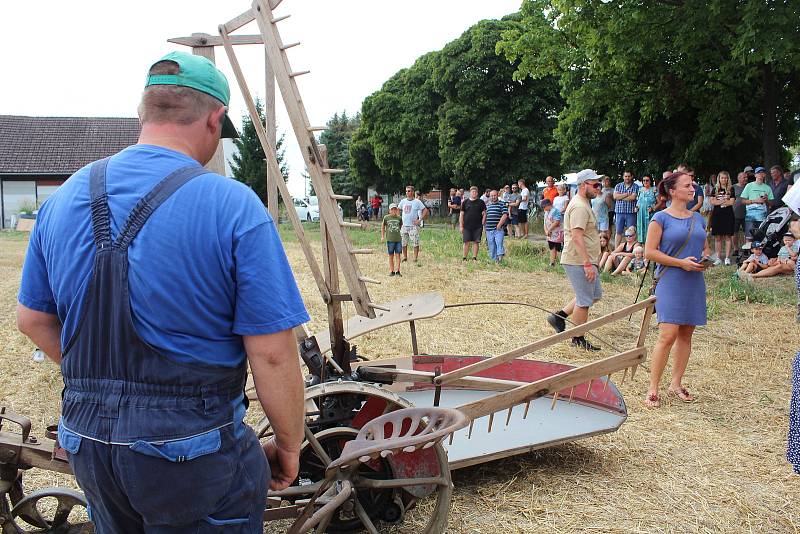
[61,160,246,443]
[88,158,112,248]
[114,165,209,250]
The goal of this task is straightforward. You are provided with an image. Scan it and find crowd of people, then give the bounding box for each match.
[436,164,798,281]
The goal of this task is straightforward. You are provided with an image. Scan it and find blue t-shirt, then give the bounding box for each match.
[19,145,310,368]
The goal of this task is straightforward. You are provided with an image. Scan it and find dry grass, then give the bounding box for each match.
[1,228,798,533]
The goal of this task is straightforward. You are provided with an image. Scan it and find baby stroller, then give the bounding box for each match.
[738,206,793,265]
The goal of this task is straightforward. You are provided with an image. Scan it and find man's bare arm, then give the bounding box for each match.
[245,328,305,490]
[17,304,62,363]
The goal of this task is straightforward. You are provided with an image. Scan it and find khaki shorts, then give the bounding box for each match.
[401,225,420,247]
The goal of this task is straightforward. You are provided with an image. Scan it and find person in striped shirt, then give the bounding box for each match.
[613,170,639,246]
[485,190,509,262]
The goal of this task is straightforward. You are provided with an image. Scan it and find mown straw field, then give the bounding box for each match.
[1,227,798,533]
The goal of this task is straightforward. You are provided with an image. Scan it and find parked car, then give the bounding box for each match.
[293,197,343,222]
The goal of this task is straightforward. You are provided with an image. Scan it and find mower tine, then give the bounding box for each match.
[587,378,594,396]
[448,432,454,446]
[568,386,575,404]
[550,391,559,410]
[505,406,513,426]
[487,412,494,433]
[467,420,474,439]
[631,364,638,380]
[603,374,611,392]
[523,400,531,419]
[621,367,628,386]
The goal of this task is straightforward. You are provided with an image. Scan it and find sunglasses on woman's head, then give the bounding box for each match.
[625,233,635,238]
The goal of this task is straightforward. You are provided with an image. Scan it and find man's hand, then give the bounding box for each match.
[584,263,597,282]
[263,437,300,491]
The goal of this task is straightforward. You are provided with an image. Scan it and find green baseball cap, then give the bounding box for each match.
[145,51,239,138]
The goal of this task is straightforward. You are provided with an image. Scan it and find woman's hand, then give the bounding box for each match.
[679,256,705,272]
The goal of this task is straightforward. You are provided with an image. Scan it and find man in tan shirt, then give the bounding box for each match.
[547,169,603,351]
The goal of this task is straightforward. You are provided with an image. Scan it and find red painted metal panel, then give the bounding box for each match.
[411,355,624,413]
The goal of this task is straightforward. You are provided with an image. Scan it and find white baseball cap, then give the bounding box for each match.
[575,169,601,184]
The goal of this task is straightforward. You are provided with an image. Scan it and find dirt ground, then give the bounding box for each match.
[1,230,798,533]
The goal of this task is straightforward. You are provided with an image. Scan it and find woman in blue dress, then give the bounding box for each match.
[787,220,800,473]
[635,174,657,243]
[643,171,711,407]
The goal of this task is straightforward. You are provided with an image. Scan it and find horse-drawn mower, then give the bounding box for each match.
[0,1,656,531]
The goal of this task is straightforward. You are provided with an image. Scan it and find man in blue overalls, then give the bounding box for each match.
[16,51,309,532]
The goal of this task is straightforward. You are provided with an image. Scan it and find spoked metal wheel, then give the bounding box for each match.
[9,487,93,533]
[259,382,453,533]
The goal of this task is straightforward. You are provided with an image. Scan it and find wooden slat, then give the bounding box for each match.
[356,366,526,391]
[349,249,373,254]
[435,296,656,386]
[340,221,363,228]
[218,25,331,303]
[289,70,311,77]
[307,126,326,131]
[367,302,391,312]
[359,276,380,285]
[322,168,344,174]
[252,0,375,318]
[222,8,256,33]
[331,194,352,200]
[168,34,264,47]
[280,41,301,50]
[270,14,291,23]
[456,347,646,420]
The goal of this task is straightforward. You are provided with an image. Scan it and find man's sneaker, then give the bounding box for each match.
[571,336,601,351]
[724,257,731,266]
[395,271,402,277]
[389,272,396,276]
[547,313,566,333]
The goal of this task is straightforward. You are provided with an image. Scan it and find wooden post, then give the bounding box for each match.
[265,51,279,222]
[188,34,226,176]
[319,145,348,373]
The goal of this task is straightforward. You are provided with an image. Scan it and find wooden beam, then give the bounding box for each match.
[222,9,256,33]
[456,347,646,420]
[252,0,376,318]
[357,366,527,391]
[435,296,656,386]
[219,25,331,304]
[168,34,264,47]
[189,44,225,176]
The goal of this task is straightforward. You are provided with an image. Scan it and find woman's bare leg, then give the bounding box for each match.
[647,323,679,406]
[669,325,696,400]
[613,256,632,275]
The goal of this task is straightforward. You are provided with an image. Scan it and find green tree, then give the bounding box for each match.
[351,16,563,194]
[434,16,562,188]
[231,98,288,202]
[498,0,800,177]
[318,112,363,212]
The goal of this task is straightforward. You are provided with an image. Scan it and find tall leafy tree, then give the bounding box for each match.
[318,112,363,207]
[231,98,288,202]
[498,0,800,177]
[351,16,563,193]
[434,15,562,188]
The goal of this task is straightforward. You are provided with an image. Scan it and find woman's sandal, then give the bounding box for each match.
[668,386,695,403]
[644,392,661,408]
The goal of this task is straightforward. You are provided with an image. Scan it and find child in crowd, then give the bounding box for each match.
[738,241,769,276]
[553,183,570,214]
[381,203,403,276]
[622,245,648,275]
[604,226,639,274]
[598,234,612,269]
[743,233,799,281]
[541,199,563,267]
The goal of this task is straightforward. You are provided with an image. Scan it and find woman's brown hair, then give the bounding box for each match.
[658,172,685,200]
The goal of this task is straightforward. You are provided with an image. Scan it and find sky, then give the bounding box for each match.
[1,0,522,197]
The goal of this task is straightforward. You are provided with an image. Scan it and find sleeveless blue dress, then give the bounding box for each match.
[651,211,707,326]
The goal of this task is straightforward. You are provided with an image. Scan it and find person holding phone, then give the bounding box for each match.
[740,167,774,242]
[643,171,711,407]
